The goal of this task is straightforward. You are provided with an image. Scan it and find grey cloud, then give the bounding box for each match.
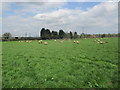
[2,2,118,37]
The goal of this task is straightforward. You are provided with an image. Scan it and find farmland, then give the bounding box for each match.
[2,37,119,88]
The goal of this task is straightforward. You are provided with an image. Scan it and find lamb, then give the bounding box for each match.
[76,41,80,44]
[98,39,100,42]
[44,42,48,45]
[29,40,32,43]
[73,40,76,43]
[38,40,43,44]
[100,41,104,44]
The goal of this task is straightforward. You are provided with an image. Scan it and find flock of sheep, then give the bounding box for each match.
[38,40,80,45]
[19,40,48,45]
[18,38,108,45]
[94,38,108,44]
[18,39,81,45]
[38,40,48,45]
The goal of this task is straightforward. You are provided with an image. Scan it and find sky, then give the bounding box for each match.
[1,1,118,37]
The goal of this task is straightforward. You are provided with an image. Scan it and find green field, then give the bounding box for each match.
[2,38,119,88]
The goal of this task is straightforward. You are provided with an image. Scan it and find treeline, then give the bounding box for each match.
[1,29,120,41]
[79,33,119,38]
[40,28,119,39]
[40,28,78,40]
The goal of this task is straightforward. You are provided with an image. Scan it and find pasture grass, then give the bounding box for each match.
[2,37,119,88]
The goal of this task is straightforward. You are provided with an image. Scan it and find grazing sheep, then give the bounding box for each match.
[98,39,100,42]
[29,40,32,43]
[26,40,29,42]
[73,40,76,43]
[100,41,104,44]
[76,41,80,44]
[38,40,42,44]
[44,42,48,45]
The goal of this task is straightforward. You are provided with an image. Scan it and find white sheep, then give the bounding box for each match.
[76,41,80,44]
[73,40,76,43]
[100,41,104,44]
[98,39,100,42]
[44,42,48,45]
[29,40,32,43]
[38,40,43,44]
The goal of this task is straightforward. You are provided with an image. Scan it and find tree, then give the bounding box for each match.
[59,30,65,39]
[70,31,73,39]
[40,28,46,39]
[74,32,78,39]
[40,28,51,39]
[118,33,120,37]
[52,31,59,39]
[45,29,51,39]
[2,32,12,40]
[101,34,106,38]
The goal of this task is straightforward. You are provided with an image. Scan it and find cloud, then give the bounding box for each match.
[33,9,73,20]
[33,2,118,34]
[1,0,119,2]
[2,2,118,37]
[2,2,67,17]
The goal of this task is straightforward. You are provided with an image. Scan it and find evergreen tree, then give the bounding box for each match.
[40,28,46,39]
[70,31,73,39]
[59,30,65,39]
[74,32,78,39]
[45,29,51,39]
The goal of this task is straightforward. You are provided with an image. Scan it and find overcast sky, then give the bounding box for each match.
[1,1,118,37]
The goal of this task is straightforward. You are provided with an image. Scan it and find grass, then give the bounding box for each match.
[2,37,119,88]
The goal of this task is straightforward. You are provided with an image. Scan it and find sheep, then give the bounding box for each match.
[38,40,43,44]
[29,40,32,43]
[76,41,80,44]
[26,40,29,43]
[100,41,104,44]
[98,39,100,42]
[73,40,76,43]
[44,42,48,45]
